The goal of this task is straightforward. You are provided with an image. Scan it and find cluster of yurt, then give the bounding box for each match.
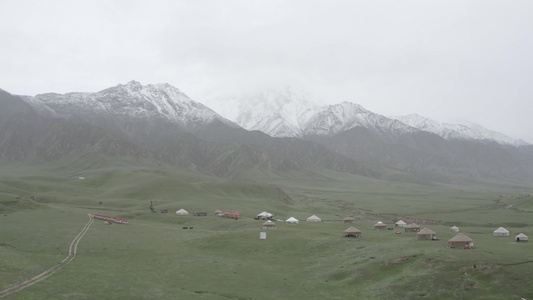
[374,221,387,230]
[176,208,189,216]
[306,215,322,222]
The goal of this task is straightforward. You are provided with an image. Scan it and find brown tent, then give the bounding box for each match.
[416,228,437,240]
[405,223,420,232]
[343,217,355,223]
[344,226,362,238]
[374,221,387,230]
[448,233,474,249]
[262,220,276,229]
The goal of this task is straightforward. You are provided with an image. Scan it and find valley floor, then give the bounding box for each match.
[1,171,533,299]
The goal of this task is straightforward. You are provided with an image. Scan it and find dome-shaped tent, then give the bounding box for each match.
[176,208,189,216]
[374,221,387,230]
[343,226,362,238]
[262,220,276,229]
[416,228,437,240]
[405,223,420,232]
[285,217,299,224]
[515,233,528,242]
[395,220,407,227]
[306,215,321,222]
[493,227,510,237]
[343,217,354,223]
[448,233,474,249]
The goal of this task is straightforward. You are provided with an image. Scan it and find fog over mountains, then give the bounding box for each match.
[2,81,533,183]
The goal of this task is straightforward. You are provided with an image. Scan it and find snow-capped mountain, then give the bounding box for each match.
[232,90,418,138]
[301,102,418,136]
[230,88,319,137]
[231,89,528,147]
[391,114,528,146]
[22,80,234,130]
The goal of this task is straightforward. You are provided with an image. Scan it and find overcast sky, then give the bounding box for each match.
[2,0,533,142]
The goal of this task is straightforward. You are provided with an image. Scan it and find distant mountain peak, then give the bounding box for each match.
[21,81,236,133]
[231,89,418,138]
[232,88,320,137]
[391,114,528,146]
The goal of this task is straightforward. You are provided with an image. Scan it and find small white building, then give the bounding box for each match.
[175,208,189,216]
[493,227,510,237]
[450,226,459,232]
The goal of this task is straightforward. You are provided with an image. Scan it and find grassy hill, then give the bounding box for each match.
[1,155,533,299]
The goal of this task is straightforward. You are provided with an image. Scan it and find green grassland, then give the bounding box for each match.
[1,158,533,299]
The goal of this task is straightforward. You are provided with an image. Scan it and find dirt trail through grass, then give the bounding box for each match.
[0,215,94,298]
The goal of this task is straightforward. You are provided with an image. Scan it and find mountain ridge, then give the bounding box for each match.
[5,81,533,183]
[228,88,528,147]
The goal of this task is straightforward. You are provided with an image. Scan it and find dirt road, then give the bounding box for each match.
[0,215,94,298]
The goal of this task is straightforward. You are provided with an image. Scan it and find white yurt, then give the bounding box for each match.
[306,215,321,222]
[176,208,189,216]
[395,220,407,227]
[257,211,273,218]
[285,217,299,224]
[450,226,459,232]
[515,233,528,242]
[493,227,510,237]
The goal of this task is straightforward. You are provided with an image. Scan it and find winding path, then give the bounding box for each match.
[0,215,94,298]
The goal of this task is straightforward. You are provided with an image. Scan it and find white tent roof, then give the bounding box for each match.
[451,226,459,230]
[257,211,273,217]
[515,233,528,238]
[307,215,321,221]
[176,208,188,215]
[286,217,299,223]
[494,227,510,233]
[395,220,406,225]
